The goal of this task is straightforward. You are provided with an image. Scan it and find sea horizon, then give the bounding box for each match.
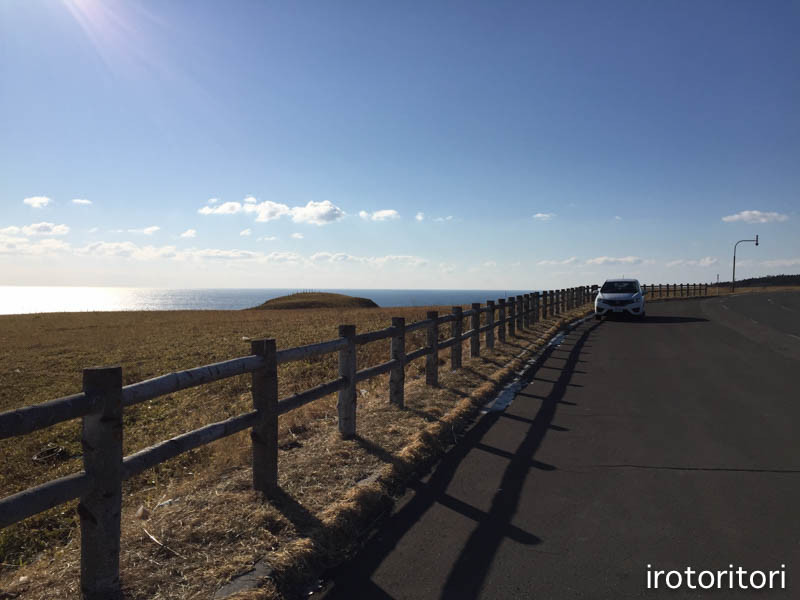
[0,286,538,316]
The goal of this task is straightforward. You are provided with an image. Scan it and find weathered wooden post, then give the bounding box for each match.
[451,306,462,370]
[542,291,548,319]
[498,299,507,343]
[426,311,439,386]
[508,297,516,337]
[516,295,524,330]
[251,339,278,494]
[486,300,495,349]
[523,294,533,329]
[390,317,405,407]
[529,293,535,324]
[338,325,357,438]
[470,303,480,358]
[80,366,123,600]
[533,292,540,324]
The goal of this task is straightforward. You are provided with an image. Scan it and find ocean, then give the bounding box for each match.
[0,287,537,315]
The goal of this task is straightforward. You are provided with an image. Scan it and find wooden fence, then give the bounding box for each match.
[0,283,706,598]
[642,283,709,298]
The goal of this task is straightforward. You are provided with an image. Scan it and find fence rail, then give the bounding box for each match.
[0,282,708,599]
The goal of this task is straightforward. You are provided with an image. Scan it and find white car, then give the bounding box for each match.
[594,278,646,319]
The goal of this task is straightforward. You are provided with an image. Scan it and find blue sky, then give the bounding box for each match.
[1,0,798,288]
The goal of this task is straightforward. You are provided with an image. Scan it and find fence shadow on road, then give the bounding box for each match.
[322,321,600,600]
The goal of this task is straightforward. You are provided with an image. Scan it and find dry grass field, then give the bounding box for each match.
[0,305,431,562]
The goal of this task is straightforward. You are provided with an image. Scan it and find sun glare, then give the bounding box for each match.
[60,0,164,77]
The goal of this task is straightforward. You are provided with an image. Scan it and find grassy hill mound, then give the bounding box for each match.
[250,292,379,310]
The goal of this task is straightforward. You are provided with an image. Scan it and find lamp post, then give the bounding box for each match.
[731,235,758,293]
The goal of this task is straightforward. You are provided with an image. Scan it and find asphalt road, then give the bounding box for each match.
[320,292,800,599]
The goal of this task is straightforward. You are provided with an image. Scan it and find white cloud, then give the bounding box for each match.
[537,257,578,266]
[78,241,142,259]
[291,232,304,239]
[248,201,291,222]
[263,251,304,264]
[310,252,358,263]
[666,257,718,268]
[239,228,252,236]
[289,200,344,225]
[310,252,428,268]
[71,198,92,206]
[0,235,437,274]
[128,226,160,235]
[258,236,277,241]
[482,260,497,268]
[0,235,70,256]
[415,212,425,222]
[760,258,800,268]
[23,196,51,208]
[180,229,197,238]
[88,227,99,233]
[189,248,262,260]
[433,215,453,222]
[207,198,218,204]
[439,262,455,274]
[2,222,70,236]
[199,198,344,226]
[359,209,400,222]
[585,256,645,265]
[614,216,622,221]
[722,210,789,224]
[369,255,428,268]
[199,201,244,216]
[533,212,555,222]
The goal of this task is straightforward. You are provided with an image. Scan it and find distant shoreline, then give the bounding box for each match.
[0,287,537,315]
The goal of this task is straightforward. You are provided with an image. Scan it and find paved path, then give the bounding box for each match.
[321,293,800,599]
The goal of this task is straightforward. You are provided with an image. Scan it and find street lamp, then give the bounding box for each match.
[731,235,758,293]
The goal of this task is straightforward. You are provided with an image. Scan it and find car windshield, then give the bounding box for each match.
[601,281,639,294]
